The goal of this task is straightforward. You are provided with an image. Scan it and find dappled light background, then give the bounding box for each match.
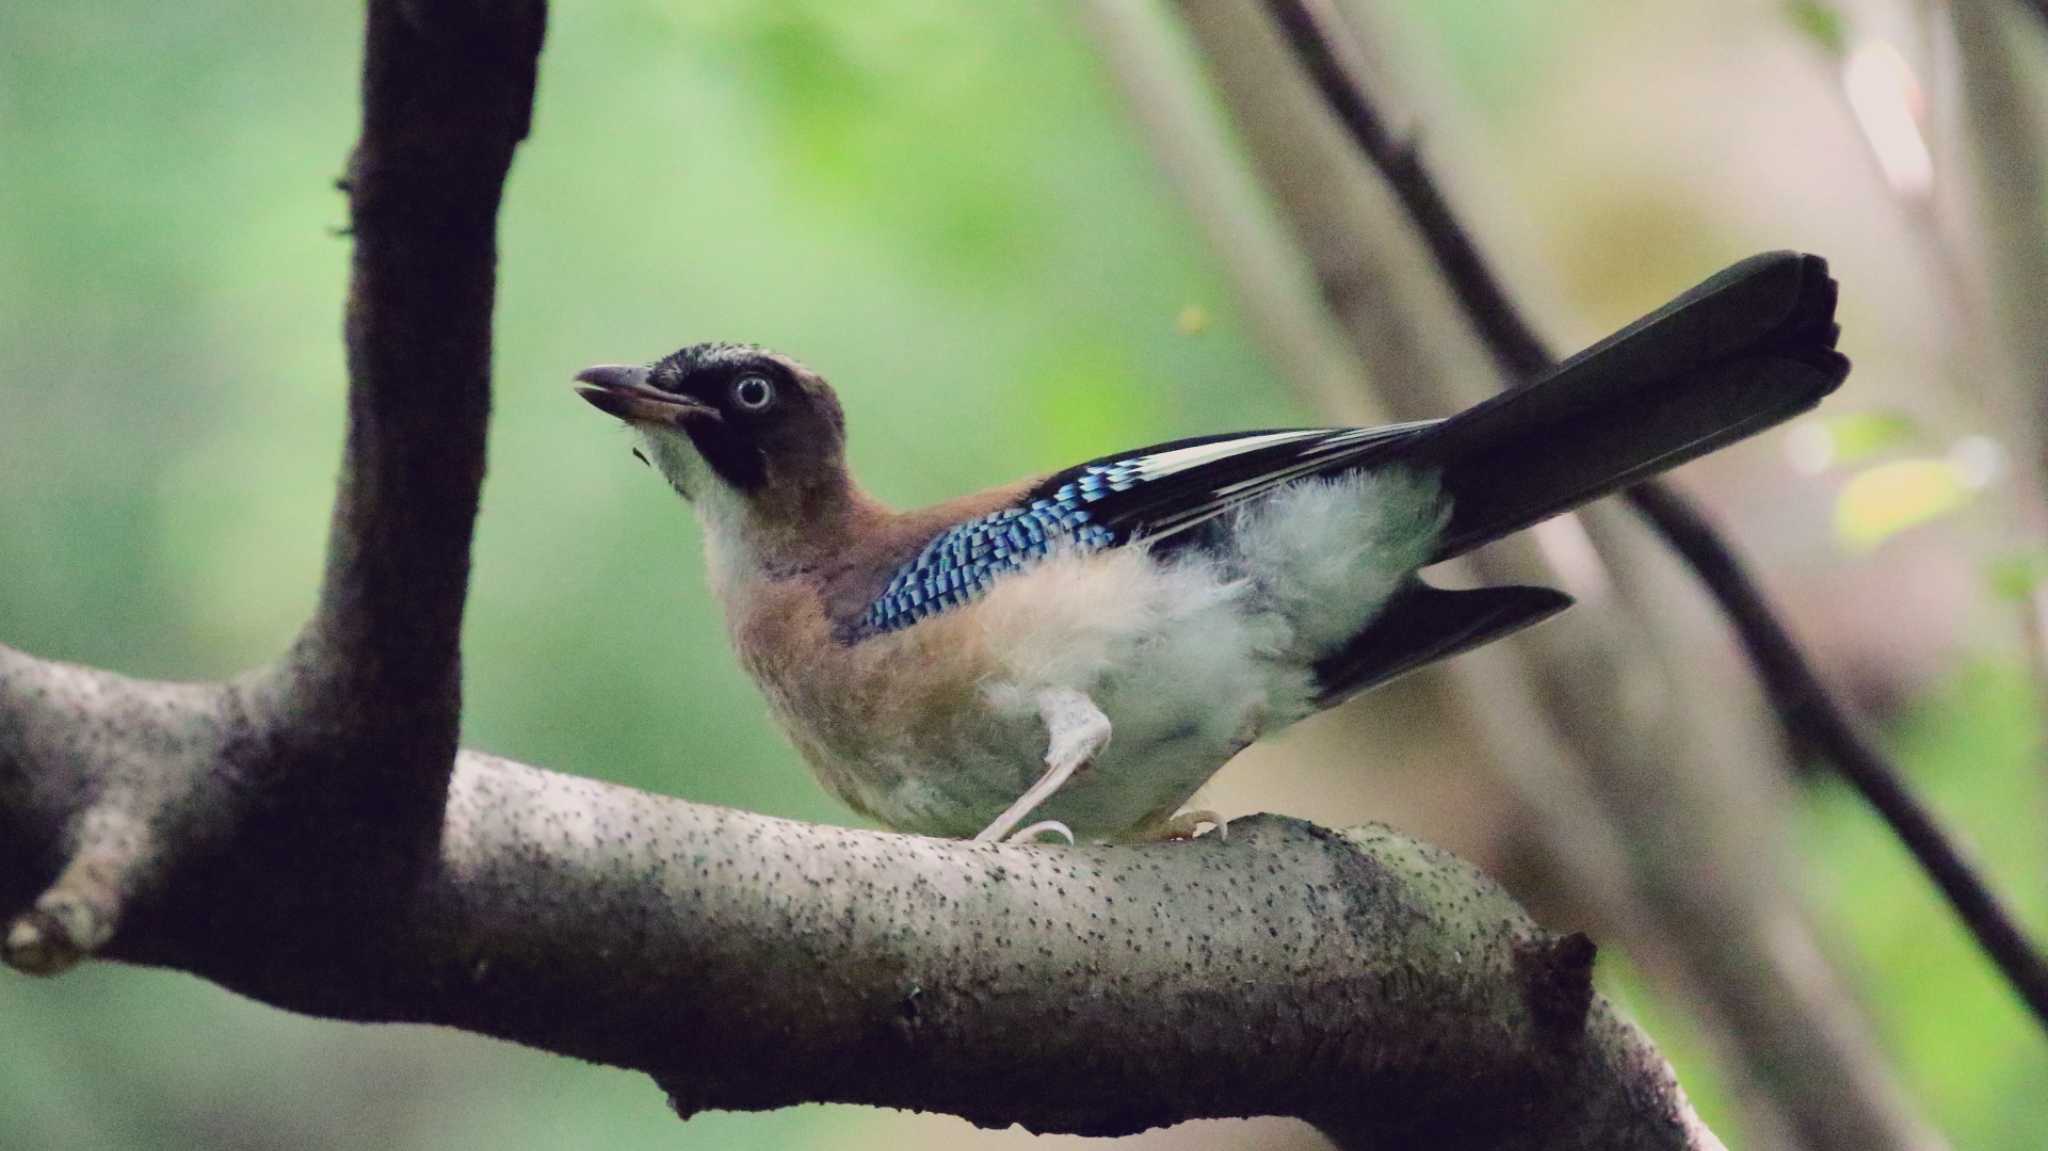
[2,1,2041,1148]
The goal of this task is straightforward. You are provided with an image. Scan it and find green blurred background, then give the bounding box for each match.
[1,2,2041,1148]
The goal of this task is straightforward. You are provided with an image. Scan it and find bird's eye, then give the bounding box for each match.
[731,375,775,412]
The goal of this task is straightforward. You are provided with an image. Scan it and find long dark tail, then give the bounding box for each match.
[1414,250,1847,560]
[1313,251,1849,706]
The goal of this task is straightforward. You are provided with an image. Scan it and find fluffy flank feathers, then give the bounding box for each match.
[1222,468,1446,658]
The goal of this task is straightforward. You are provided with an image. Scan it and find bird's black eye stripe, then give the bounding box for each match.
[731,374,775,412]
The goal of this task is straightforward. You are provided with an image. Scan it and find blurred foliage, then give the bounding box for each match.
[1,2,2042,1150]
[1784,0,1851,58]
[1602,661,2046,1147]
[1800,662,2046,1147]
[1987,547,2048,602]
[1811,410,1924,468]
[1834,457,1985,550]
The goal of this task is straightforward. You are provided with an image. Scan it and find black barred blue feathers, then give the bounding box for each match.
[855,467,1128,636]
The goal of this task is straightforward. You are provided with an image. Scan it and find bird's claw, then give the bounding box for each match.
[1008,820,1075,845]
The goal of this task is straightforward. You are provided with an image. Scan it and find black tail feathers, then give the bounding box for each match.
[1312,251,1847,704]
[1313,583,1572,707]
[1407,250,1848,562]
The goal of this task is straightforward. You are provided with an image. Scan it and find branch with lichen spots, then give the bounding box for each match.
[0,649,1717,1148]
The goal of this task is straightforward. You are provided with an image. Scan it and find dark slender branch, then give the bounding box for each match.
[290,0,546,799]
[1264,0,1551,382]
[1265,0,2048,1031]
[1627,483,2048,1024]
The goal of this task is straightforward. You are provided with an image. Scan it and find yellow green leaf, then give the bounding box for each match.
[1833,458,1974,550]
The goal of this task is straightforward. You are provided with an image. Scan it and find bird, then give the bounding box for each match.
[575,251,1848,845]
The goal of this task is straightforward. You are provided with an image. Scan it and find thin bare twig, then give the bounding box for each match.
[1265,0,2048,1030]
[1628,482,2048,1024]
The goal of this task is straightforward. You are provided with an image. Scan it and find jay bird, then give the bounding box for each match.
[575,251,1848,844]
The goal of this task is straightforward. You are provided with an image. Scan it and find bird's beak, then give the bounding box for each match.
[573,364,717,426]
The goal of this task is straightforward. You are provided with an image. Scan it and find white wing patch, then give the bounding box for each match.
[1125,429,1331,480]
[1138,421,1441,543]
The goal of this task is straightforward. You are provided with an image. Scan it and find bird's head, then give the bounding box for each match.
[575,343,850,527]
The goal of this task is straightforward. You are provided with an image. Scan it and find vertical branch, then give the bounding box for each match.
[289,0,546,799]
[0,1,551,980]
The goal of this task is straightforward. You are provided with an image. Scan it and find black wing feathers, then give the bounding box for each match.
[1020,422,1438,555]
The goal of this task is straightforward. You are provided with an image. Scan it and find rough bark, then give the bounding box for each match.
[0,653,1717,1147]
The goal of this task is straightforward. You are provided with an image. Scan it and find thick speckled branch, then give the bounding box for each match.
[2,1,1720,1146]
[0,652,1716,1147]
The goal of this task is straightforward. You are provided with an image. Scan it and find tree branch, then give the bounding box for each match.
[289,0,545,819]
[1626,482,2048,1024]
[0,0,546,980]
[0,645,1719,1149]
[0,2,1729,1145]
[1265,0,2048,1034]
[323,0,542,684]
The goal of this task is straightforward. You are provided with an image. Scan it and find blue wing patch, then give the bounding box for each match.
[855,463,1136,637]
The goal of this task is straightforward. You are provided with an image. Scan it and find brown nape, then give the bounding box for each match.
[725,357,1038,630]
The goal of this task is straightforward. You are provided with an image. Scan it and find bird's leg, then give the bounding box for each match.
[974,687,1110,844]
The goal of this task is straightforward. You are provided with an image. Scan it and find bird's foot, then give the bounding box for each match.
[1139,809,1227,842]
